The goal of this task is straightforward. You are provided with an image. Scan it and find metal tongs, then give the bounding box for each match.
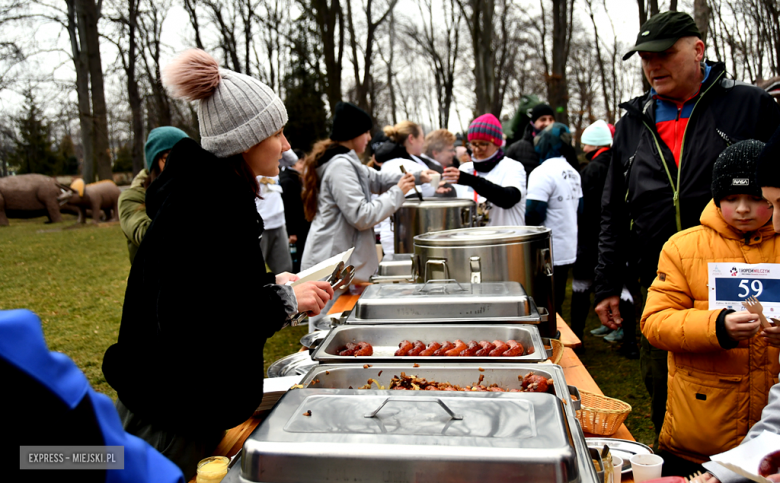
[289,262,355,326]
[399,165,423,202]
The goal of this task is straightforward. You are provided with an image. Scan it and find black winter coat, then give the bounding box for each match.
[574,148,611,280]
[505,124,539,181]
[103,138,289,434]
[595,61,780,301]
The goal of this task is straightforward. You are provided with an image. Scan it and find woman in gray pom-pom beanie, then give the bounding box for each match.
[102,49,334,479]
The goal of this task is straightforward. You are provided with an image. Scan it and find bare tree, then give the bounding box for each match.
[105,0,144,175]
[138,0,172,127]
[300,0,345,111]
[344,0,398,114]
[403,0,462,128]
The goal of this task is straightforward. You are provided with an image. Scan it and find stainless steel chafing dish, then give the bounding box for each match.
[369,253,415,284]
[344,281,546,326]
[310,324,548,364]
[299,363,579,409]
[240,386,597,483]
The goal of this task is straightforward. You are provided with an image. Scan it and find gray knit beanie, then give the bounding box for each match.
[161,49,288,158]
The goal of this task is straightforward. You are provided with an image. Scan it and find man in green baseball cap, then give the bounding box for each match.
[594,10,780,475]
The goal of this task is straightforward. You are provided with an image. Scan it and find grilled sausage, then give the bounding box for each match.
[339,342,358,356]
[522,373,549,392]
[445,339,468,356]
[475,340,496,356]
[460,340,480,356]
[420,341,442,356]
[489,340,509,356]
[433,341,455,356]
[759,449,780,477]
[354,342,373,356]
[407,340,426,356]
[501,340,524,357]
[395,340,413,356]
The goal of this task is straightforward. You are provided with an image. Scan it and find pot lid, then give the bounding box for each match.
[401,198,476,208]
[414,226,551,246]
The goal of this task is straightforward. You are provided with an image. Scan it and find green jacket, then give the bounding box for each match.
[119,170,151,263]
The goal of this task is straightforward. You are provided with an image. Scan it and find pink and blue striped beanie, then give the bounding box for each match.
[468,113,504,147]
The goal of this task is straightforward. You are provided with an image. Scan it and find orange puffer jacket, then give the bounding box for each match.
[641,200,780,463]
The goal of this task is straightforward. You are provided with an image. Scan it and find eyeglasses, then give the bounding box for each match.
[468,141,491,149]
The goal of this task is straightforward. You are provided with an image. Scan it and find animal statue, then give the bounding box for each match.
[0,174,72,226]
[57,179,121,224]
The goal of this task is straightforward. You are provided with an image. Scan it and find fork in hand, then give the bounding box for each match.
[743,296,773,329]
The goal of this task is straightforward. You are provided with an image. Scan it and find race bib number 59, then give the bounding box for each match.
[708,263,780,314]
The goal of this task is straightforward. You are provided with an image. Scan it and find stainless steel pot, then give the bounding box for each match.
[413,226,556,337]
[392,198,476,254]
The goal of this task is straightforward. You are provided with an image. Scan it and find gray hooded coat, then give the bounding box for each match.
[301,149,411,282]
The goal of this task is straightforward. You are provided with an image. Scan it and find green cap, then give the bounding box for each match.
[623,11,701,61]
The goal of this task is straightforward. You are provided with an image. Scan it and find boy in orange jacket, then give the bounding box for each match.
[641,140,780,474]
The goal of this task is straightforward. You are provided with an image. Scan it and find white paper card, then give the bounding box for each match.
[263,375,304,393]
[710,431,780,483]
[708,263,780,314]
[290,248,354,286]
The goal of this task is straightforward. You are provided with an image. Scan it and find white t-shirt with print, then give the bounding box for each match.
[526,156,582,266]
[255,176,285,230]
[456,157,527,226]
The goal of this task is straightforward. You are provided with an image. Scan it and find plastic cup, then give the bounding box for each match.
[196,456,229,483]
[630,454,663,483]
[612,455,623,483]
[429,173,441,189]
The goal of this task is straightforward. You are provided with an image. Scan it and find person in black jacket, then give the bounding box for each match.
[505,104,556,180]
[101,49,333,480]
[571,120,639,357]
[280,148,310,272]
[594,12,780,442]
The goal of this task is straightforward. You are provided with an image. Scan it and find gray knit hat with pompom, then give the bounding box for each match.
[162,49,287,158]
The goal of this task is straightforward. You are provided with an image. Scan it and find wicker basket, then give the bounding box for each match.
[575,390,632,436]
[547,339,564,364]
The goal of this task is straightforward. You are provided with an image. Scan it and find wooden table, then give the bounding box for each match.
[193,300,636,482]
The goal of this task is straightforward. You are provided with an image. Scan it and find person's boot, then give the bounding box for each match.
[590,325,612,336]
[619,340,640,359]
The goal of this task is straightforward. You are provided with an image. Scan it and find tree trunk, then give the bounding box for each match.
[547,0,569,126]
[127,0,144,175]
[312,0,343,111]
[586,0,613,123]
[78,0,112,181]
[67,0,95,183]
[693,0,710,44]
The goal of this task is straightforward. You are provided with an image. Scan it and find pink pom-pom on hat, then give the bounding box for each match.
[468,113,504,147]
[161,49,222,102]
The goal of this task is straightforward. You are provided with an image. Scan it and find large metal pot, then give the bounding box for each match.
[392,198,475,254]
[413,226,556,337]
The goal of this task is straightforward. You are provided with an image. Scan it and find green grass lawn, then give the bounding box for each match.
[0,216,654,445]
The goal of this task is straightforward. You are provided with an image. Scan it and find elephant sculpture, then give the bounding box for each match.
[0,174,72,226]
[58,179,121,224]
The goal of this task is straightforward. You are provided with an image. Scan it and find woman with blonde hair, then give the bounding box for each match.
[301,102,429,282]
[102,49,333,479]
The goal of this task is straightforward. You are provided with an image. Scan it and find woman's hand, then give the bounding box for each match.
[293,281,334,316]
[397,172,415,193]
[288,234,298,244]
[275,272,299,285]
[443,166,461,184]
[725,311,761,341]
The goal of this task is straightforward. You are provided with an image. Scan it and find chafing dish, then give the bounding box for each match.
[240,387,597,482]
[377,253,414,276]
[299,363,579,409]
[310,324,548,363]
[344,281,545,325]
